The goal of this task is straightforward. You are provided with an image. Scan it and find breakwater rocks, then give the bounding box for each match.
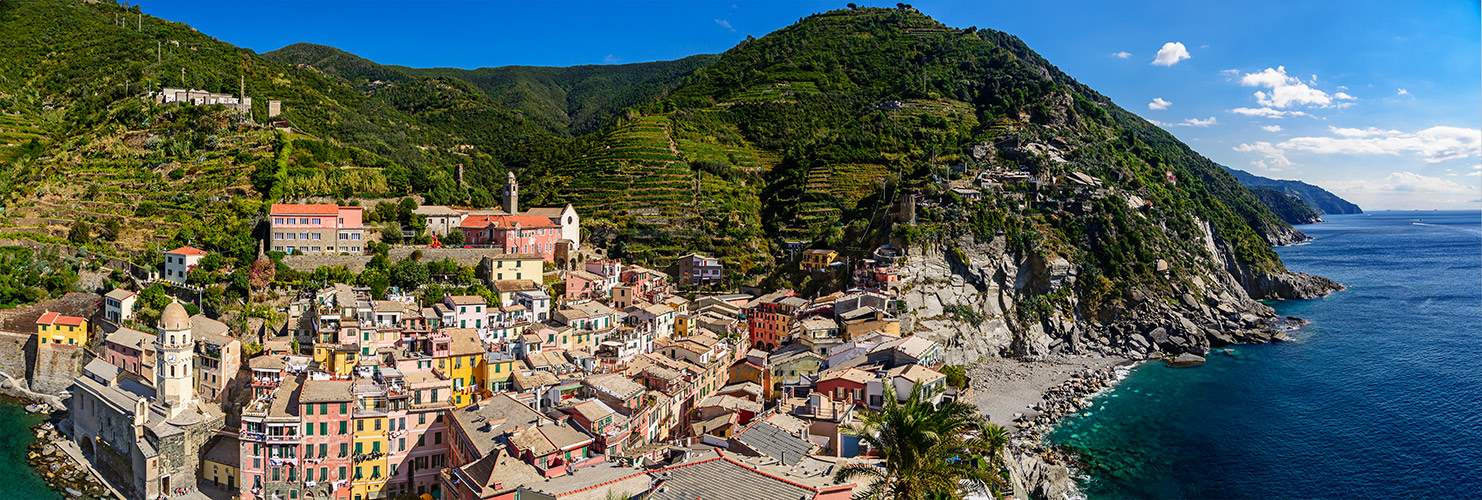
[1008,364,1126,500]
[26,424,111,500]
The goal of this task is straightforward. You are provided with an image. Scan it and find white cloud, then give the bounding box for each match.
[1112,51,1132,59]
[1229,107,1310,118]
[1261,125,1283,132]
[1239,66,1349,108]
[1328,126,1401,138]
[1152,42,1191,66]
[714,18,735,31]
[1181,116,1217,127]
[1396,88,1409,96]
[602,54,620,64]
[1221,69,1240,77]
[1233,141,1292,171]
[1280,126,1481,162]
[1330,171,1476,194]
[1148,97,1172,110]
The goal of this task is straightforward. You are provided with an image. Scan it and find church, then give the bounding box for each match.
[69,301,225,500]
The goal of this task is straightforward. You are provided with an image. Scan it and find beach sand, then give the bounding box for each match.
[966,354,1127,428]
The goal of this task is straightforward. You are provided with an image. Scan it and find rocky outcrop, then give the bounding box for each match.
[1244,271,1344,300]
[901,229,1290,362]
[1012,451,1073,500]
[1199,218,1344,300]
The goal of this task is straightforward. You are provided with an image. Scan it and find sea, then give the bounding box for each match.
[1049,210,1482,499]
[1,398,61,500]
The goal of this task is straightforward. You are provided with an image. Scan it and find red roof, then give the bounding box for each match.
[37,311,86,327]
[459,215,558,229]
[167,246,207,256]
[271,203,344,216]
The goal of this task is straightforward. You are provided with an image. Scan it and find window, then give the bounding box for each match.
[274,217,283,224]
[374,419,381,431]
[320,422,327,435]
[305,423,313,436]
[321,403,328,414]
[300,232,310,240]
[434,432,442,445]
[339,421,347,434]
[311,218,321,225]
[319,443,327,457]
[419,413,426,425]
[355,442,363,454]
[338,466,346,481]
[299,218,310,224]
[340,443,348,457]
[357,420,364,432]
[340,402,347,414]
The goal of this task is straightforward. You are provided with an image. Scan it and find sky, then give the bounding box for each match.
[133,0,1482,210]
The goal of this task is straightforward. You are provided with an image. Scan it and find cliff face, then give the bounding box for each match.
[900,213,1339,361]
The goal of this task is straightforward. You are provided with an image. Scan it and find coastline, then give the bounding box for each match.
[967,355,1142,500]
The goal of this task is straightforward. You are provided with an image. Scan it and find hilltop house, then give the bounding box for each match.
[163,246,207,283]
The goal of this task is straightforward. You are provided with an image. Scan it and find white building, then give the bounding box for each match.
[103,288,137,324]
[163,246,207,283]
[516,289,552,322]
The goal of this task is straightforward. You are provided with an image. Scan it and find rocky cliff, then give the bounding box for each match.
[901,213,1338,363]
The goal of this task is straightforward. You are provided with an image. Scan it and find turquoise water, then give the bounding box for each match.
[1,400,62,500]
[1049,211,1482,499]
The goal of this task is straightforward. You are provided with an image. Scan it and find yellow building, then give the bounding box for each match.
[481,253,544,283]
[442,329,484,407]
[800,248,839,272]
[201,436,240,490]
[483,352,520,393]
[313,343,360,376]
[36,311,88,347]
[351,409,389,499]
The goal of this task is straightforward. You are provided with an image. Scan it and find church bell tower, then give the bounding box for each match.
[156,301,196,414]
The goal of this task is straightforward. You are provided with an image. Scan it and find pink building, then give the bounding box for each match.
[269,204,365,254]
[458,215,561,261]
[442,295,487,330]
[104,327,156,379]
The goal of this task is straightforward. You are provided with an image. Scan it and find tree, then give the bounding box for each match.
[390,259,429,290]
[359,268,390,299]
[139,284,170,311]
[444,228,465,246]
[68,220,91,245]
[397,196,418,222]
[941,365,969,389]
[833,383,1000,500]
[381,222,403,245]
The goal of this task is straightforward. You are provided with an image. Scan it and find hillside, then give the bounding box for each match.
[262,43,718,135]
[0,1,1341,362]
[1226,166,1363,215]
[1250,187,1323,225]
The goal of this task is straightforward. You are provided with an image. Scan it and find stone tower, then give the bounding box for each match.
[156,301,196,415]
[503,171,519,214]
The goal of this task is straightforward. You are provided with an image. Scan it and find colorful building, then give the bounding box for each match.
[36,311,87,347]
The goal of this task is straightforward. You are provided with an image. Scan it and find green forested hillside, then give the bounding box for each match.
[262,43,718,135]
[0,1,1309,313]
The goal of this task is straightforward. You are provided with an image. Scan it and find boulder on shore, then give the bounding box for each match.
[1169,353,1206,367]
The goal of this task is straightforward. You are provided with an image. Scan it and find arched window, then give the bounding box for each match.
[170,365,176,377]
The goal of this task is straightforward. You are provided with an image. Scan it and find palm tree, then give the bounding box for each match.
[833,382,1002,500]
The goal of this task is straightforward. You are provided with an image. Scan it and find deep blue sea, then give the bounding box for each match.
[1049,211,1482,499]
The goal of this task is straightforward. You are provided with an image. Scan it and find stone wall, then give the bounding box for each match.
[280,247,511,273]
[31,343,86,394]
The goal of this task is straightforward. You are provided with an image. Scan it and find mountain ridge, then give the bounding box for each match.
[1225,166,1363,216]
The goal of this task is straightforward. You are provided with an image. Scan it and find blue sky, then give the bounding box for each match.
[135,1,1481,210]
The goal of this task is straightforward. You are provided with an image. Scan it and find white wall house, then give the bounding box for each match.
[163,246,207,283]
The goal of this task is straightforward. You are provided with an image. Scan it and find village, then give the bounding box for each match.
[15,170,982,500]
